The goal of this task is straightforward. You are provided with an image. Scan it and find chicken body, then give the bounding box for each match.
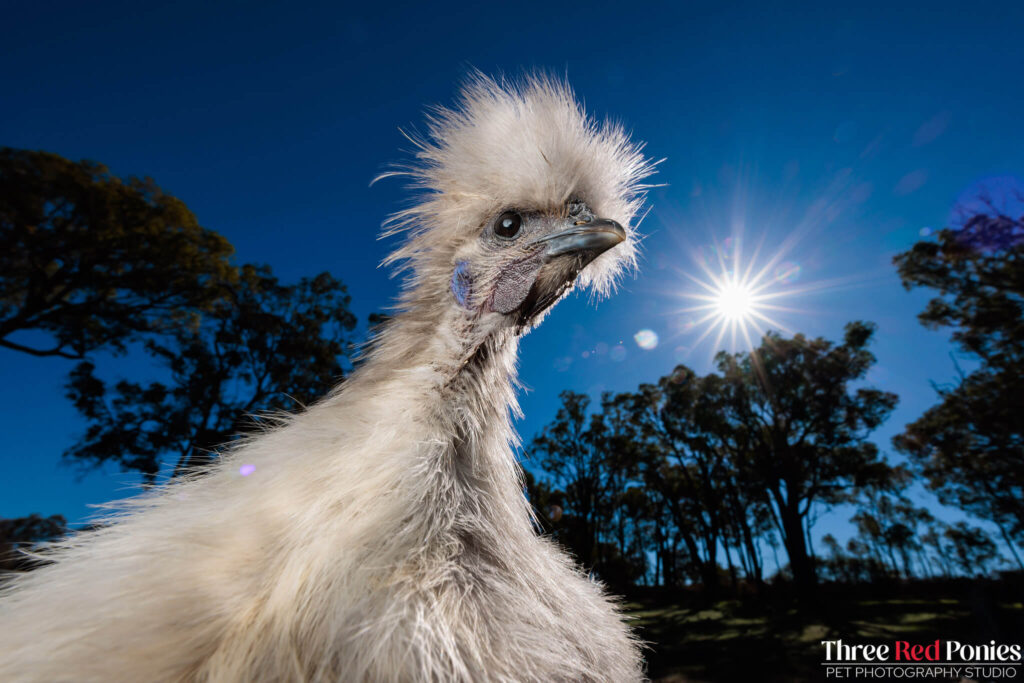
[1,321,641,681]
[0,73,654,682]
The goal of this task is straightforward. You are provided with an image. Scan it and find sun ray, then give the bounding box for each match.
[748,309,794,335]
[755,303,811,314]
[710,317,731,353]
[689,314,728,349]
[739,320,755,350]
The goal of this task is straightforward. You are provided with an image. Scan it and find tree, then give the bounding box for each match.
[819,533,887,584]
[0,147,234,359]
[943,522,1000,577]
[894,206,1023,366]
[715,322,898,594]
[64,265,357,483]
[849,481,935,580]
[627,370,758,592]
[528,391,646,586]
[893,205,1024,567]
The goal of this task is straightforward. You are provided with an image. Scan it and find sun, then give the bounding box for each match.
[673,236,803,353]
[714,280,758,322]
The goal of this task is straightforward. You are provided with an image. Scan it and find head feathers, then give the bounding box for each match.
[378,72,658,297]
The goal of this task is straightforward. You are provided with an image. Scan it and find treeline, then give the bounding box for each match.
[524,200,1024,593]
[1,148,1022,591]
[523,334,1001,594]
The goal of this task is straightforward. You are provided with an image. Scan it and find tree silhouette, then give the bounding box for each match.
[0,148,234,359]
[714,322,898,594]
[943,521,1001,577]
[528,391,647,586]
[64,265,357,483]
[627,370,755,592]
[893,205,1024,568]
[849,468,934,580]
[527,323,899,594]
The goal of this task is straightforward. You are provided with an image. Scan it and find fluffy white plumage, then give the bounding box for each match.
[0,73,657,682]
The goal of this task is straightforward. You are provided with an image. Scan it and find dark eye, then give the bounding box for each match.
[494,211,523,239]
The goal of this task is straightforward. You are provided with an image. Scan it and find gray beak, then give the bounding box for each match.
[529,218,627,259]
[504,217,627,326]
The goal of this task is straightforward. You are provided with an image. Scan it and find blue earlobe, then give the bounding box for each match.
[450,261,473,309]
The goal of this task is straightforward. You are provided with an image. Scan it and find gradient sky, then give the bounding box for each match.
[2,1,1023,554]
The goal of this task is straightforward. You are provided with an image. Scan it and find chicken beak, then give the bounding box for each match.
[529,218,627,260]
[507,218,627,326]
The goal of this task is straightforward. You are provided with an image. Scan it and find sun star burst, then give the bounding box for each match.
[675,237,803,353]
[714,280,757,322]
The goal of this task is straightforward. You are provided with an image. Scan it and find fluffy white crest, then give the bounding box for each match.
[379,72,658,297]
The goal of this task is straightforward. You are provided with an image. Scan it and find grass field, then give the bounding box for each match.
[625,580,1024,682]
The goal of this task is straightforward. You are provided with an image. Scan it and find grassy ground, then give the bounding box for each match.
[625,580,1024,682]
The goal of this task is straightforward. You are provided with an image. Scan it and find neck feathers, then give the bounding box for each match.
[335,304,525,497]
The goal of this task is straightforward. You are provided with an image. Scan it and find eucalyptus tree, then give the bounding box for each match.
[0,148,233,360]
[943,521,1001,577]
[894,206,1024,567]
[529,391,647,583]
[64,266,357,483]
[626,370,753,591]
[715,322,898,593]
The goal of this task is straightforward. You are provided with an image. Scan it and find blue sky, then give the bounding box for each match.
[2,1,1022,554]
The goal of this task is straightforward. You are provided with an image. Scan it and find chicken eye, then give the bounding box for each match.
[494,211,523,239]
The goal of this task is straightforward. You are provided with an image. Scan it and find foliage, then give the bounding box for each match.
[893,207,1023,365]
[817,469,953,582]
[529,391,648,588]
[627,369,771,591]
[0,148,234,359]
[64,265,357,482]
[527,323,899,594]
[710,322,896,592]
[942,521,1002,577]
[893,205,1024,565]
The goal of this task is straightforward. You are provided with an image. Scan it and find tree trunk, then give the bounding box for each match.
[740,520,763,586]
[993,518,1024,571]
[778,503,816,595]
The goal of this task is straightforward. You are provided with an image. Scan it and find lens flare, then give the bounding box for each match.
[634,329,659,350]
[553,356,573,372]
[773,261,801,283]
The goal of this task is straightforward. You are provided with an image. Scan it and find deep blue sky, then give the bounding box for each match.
[2,2,1022,553]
